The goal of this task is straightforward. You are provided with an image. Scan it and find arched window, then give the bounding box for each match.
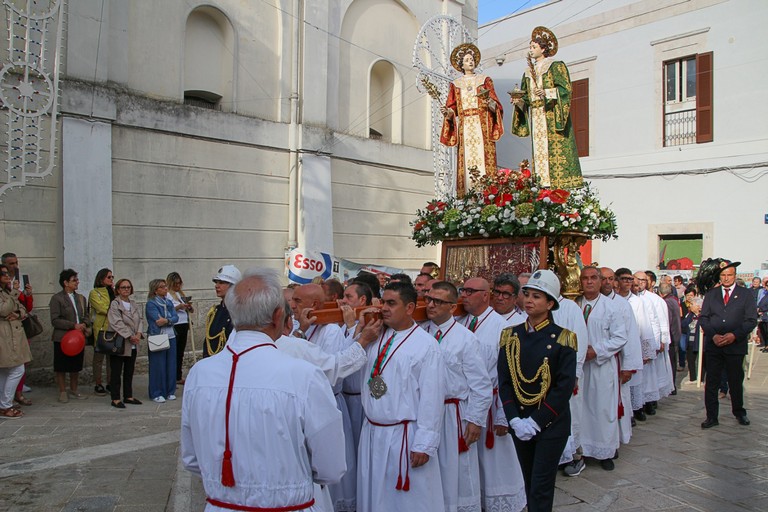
[183,7,235,111]
[369,60,402,143]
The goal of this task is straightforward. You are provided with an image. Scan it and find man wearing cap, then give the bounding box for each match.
[423,281,492,512]
[456,277,527,511]
[181,268,346,511]
[576,266,628,471]
[203,265,241,357]
[700,260,757,428]
[498,270,577,512]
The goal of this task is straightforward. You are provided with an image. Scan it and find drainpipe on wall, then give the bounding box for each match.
[287,0,304,251]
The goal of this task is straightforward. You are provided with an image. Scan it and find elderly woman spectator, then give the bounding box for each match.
[50,269,91,403]
[89,268,115,396]
[107,278,144,409]
[166,272,193,384]
[0,264,33,418]
[146,279,179,403]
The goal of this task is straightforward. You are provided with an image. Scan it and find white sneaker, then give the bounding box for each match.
[153,396,166,403]
[22,385,31,393]
[167,394,177,401]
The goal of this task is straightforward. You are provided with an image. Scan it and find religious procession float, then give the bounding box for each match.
[412,25,617,297]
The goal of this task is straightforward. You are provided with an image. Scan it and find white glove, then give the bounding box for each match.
[522,417,541,436]
[510,417,536,441]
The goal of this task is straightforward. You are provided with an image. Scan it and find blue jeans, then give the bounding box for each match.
[148,337,177,399]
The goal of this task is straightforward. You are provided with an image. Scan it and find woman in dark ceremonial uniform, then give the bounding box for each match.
[498,269,576,512]
[203,265,241,357]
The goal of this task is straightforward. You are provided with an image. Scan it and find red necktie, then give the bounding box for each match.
[723,287,731,305]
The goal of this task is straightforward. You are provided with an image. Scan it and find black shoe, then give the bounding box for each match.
[634,409,646,421]
[94,384,106,396]
[631,417,637,427]
[613,449,619,460]
[106,385,111,392]
[670,389,677,396]
[701,418,719,429]
[111,401,126,409]
[736,415,750,426]
[600,459,615,471]
[124,398,143,405]
[644,404,656,416]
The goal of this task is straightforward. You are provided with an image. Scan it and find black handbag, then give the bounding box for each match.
[22,313,44,339]
[95,330,126,355]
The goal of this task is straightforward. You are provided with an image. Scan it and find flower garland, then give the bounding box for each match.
[411,162,618,247]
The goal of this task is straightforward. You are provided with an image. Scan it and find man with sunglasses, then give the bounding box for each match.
[423,281,492,512]
[456,277,527,511]
[492,273,527,326]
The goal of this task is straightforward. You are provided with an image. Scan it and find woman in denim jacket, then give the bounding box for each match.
[145,279,179,403]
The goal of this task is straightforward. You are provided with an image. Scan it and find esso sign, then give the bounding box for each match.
[287,249,333,284]
[293,253,325,272]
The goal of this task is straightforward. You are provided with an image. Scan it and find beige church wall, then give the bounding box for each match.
[66,0,285,122]
[337,0,430,149]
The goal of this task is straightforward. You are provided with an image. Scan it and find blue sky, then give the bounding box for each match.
[478,0,549,25]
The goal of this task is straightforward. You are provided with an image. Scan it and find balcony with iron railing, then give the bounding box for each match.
[664,108,696,147]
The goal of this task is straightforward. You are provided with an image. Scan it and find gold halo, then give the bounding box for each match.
[450,43,482,72]
[531,26,558,57]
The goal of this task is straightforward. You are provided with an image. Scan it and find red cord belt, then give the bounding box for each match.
[485,387,499,449]
[366,417,412,491]
[444,398,469,453]
[205,497,315,511]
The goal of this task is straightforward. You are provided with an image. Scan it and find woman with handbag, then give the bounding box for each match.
[0,264,33,418]
[106,279,144,409]
[166,272,193,384]
[89,268,115,396]
[145,279,179,403]
[50,269,91,403]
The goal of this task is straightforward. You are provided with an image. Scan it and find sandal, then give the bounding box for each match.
[0,407,23,419]
[14,394,32,406]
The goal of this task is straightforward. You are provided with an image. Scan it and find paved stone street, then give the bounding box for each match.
[1,346,767,511]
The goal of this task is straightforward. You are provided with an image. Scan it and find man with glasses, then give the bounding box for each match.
[700,260,757,428]
[492,273,527,326]
[456,277,527,510]
[423,281,492,512]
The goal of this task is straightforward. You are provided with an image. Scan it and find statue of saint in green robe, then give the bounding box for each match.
[511,40,583,190]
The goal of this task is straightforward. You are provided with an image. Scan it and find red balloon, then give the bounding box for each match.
[61,329,85,356]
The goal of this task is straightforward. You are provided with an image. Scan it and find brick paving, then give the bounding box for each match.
[1,345,766,511]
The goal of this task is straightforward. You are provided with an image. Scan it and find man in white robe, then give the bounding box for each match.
[181,268,346,512]
[552,294,588,475]
[601,268,643,446]
[457,277,527,512]
[357,282,445,512]
[492,273,528,327]
[424,281,492,512]
[292,283,356,512]
[616,268,658,422]
[633,272,673,411]
[576,267,628,471]
[339,282,374,452]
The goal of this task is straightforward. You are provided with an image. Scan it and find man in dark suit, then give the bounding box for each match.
[699,260,757,428]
